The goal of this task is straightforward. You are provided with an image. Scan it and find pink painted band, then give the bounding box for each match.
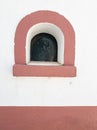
[0,107,97,130]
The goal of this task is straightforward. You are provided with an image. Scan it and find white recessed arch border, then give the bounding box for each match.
[26,23,65,65]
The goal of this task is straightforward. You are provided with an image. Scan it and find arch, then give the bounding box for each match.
[13,10,76,77]
[26,23,64,65]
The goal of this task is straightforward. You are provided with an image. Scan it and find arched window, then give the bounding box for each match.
[13,10,76,77]
[30,33,57,62]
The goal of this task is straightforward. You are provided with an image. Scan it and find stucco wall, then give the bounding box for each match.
[0,0,97,106]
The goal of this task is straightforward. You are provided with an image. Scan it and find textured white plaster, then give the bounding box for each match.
[0,0,97,106]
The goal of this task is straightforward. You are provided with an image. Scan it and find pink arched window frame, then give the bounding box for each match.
[13,10,76,77]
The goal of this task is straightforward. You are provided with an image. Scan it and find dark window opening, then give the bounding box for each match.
[30,33,58,62]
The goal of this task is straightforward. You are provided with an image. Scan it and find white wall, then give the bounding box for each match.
[0,0,97,106]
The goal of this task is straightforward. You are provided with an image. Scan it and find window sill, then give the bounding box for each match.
[13,64,76,77]
[27,61,62,66]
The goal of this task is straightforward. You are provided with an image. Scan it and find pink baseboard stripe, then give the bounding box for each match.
[0,107,97,130]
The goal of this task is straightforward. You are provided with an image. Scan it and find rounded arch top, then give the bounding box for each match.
[14,10,75,65]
